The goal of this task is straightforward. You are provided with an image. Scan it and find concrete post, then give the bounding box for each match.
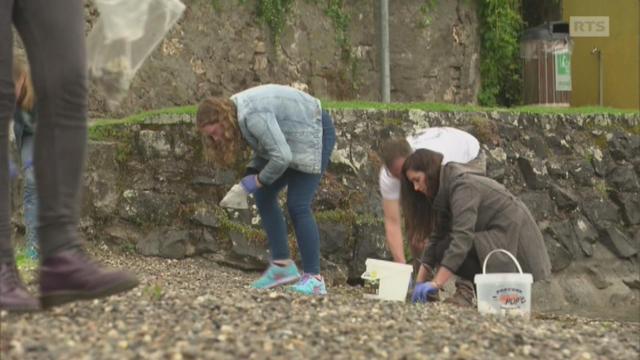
[379,0,391,103]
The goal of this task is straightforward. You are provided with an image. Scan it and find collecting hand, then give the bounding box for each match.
[411,281,439,304]
[240,175,261,194]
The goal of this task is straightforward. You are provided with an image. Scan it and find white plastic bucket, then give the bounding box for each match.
[474,249,533,318]
[362,259,413,302]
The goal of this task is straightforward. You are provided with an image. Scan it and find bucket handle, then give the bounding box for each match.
[482,249,523,274]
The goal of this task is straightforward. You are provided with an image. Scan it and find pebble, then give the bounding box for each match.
[1,246,638,359]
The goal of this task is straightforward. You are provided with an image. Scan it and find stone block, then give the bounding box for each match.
[548,183,579,211]
[610,192,640,226]
[580,194,621,230]
[546,220,582,259]
[598,226,638,258]
[519,191,556,220]
[606,165,640,193]
[137,229,196,259]
[572,216,598,257]
[543,233,572,272]
[517,157,548,190]
[569,160,596,187]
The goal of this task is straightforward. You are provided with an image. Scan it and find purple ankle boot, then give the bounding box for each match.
[0,262,40,312]
[39,249,139,309]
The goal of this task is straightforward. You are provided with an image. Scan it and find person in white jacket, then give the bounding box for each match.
[379,127,480,266]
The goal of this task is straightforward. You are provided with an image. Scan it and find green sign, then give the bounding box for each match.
[555,51,572,91]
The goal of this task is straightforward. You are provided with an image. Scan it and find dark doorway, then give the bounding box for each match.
[521,0,562,27]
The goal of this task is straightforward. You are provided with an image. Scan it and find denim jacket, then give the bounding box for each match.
[231,84,323,185]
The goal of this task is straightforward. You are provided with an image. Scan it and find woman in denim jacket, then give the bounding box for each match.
[12,56,38,260]
[196,84,336,295]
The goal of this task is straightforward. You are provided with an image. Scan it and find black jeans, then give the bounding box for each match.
[1,0,87,262]
[432,235,482,282]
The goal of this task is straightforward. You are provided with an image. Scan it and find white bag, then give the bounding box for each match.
[94,0,153,42]
[88,0,185,109]
[219,184,249,210]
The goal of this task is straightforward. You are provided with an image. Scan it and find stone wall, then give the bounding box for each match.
[11,109,639,315]
[83,0,480,117]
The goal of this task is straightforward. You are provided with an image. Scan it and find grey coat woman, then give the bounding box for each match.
[401,148,551,304]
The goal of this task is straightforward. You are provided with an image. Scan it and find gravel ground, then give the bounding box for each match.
[1,245,638,360]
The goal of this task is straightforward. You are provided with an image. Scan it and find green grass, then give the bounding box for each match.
[89,105,196,140]
[15,247,38,284]
[321,100,639,115]
[510,105,638,115]
[88,102,638,131]
[91,105,196,127]
[143,284,164,301]
[15,247,38,271]
[320,101,486,112]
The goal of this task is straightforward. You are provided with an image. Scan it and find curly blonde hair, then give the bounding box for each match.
[196,97,246,168]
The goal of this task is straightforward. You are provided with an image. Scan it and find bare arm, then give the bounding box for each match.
[416,264,454,289]
[416,264,430,283]
[383,199,406,263]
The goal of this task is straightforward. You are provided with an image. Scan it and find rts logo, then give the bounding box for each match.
[570,16,610,37]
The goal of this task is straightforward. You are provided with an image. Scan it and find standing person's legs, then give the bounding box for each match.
[250,175,301,289]
[319,110,337,175]
[13,0,86,256]
[0,0,39,312]
[254,176,290,261]
[286,171,322,274]
[11,0,138,309]
[286,110,336,275]
[0,0,16,264]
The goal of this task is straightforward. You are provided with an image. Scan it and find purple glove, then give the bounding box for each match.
[240,175,260,194]
[412,282,439,304]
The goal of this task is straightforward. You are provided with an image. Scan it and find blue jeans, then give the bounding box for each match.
[18,134,38,256]
[254,111,336,275]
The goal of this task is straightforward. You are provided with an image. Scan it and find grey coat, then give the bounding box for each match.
[421,161,552,281]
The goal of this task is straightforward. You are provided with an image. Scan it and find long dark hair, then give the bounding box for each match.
[400,149,443,245]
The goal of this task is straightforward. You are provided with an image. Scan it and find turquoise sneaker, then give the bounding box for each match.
[251,261,301,289]
[289,274,327,296]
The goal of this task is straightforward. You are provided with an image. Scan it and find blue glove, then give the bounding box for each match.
[240,175,260,194]
[412,282,439,304]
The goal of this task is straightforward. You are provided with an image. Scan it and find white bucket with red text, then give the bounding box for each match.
[362,258,413,302]
[474,249,533,318]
